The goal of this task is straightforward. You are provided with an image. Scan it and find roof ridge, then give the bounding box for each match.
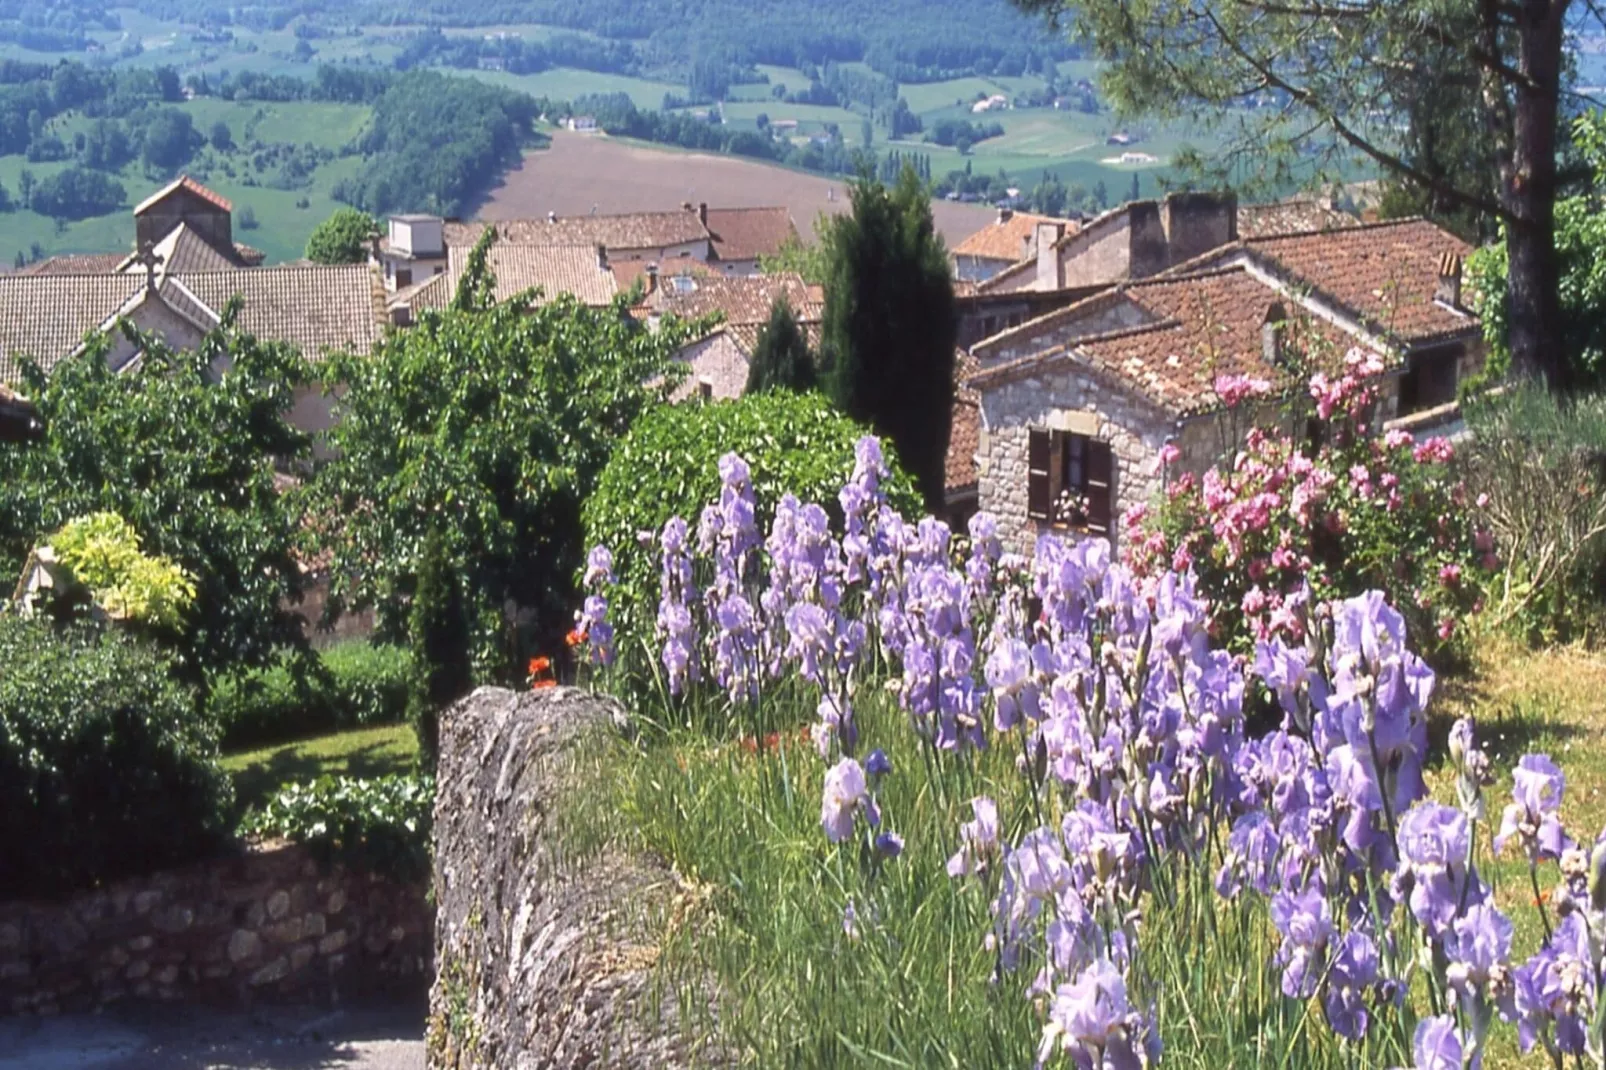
[1245,215,1429,244]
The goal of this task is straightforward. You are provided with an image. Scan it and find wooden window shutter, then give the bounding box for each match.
[1027,429,1052,520]
[1084,439,1114,534]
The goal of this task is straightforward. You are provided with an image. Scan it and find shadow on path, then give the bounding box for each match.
[0,1000,425,1070]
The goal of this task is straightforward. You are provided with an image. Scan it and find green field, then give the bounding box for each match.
[467,67,683,109]
[0,99,372,266]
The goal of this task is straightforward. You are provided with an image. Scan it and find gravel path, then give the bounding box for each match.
[0,1002,425,1070]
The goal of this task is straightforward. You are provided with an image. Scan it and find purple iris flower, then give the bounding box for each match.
[1039,958,1155,1070]
[1444,903,1513,1012]
[1394,802,1478,934]
[1214,811,1281,899]
[1324,930,1379,1039]
[1270,886,1333,999]
[865,749,892,778]
[946,797,1001,877]
[1495,754,1573,862]
[1402,1015,1462,1070]
[821,758,874,844]
[986,637,1040,730]
[1510,912,1593,1055]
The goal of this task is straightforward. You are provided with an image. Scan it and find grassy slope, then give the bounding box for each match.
[0,99,371,265]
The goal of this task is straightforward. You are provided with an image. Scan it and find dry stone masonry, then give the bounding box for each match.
[0,842,430,1017]
[429,686,717,1069]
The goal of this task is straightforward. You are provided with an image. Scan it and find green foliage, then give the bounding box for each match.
[304,207,377,264]
[208,641,414,748]
[582,390,921,663]
[0,616,232,897]
[310,233,701,683]
[821,168,957,510]
[408,528,472,768]
[744,296,816,395]
[240,773,434,882]
[1467,113,1606,391]
[45,511,197,630]
[0,322,313,681]
[26,165,125,219]
[1460,382,1606,642]
[333,71,538,217]
[757,231,831,285]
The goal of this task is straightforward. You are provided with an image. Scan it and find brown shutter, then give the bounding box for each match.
[1085,438,1114,534]
[1027,429,1052,520]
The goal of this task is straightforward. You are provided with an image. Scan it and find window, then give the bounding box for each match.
[982,315,998,336]
[698,379,713,401]
[1397,345,1461,414]
[1027,428,1113,535]
[395,268,412,288]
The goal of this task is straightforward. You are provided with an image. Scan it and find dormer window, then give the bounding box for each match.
[671,276,698,295]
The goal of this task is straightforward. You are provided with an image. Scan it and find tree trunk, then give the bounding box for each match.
[1501,0,1571,392]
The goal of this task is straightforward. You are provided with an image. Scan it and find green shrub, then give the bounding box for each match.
[407,528,472,769]
[581,391,922,664]
[210,641,412,748]
[45,511,196,629]
[240,773,434,882]
[0,616,232,897]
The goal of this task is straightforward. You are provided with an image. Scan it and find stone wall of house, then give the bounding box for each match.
[975,298,1149,366]
[429,687,716,1069]
[673,331,750,401]
[977,363,1177,555]
[0,844,431,1017]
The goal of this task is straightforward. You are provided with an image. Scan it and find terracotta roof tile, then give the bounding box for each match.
[953,211,1076,261]
[704,207,797,262]
[946,350,983,493]
[403,244,619,311]
[1239,218,1474,343]
[14,253,128,276]
[443,208,710,253]
[134,175,232,216]
[610,259,718,292]
[1237,199,1360,239]
[649,272,816,326]
[175,265,385,358]
[0,274,147,383]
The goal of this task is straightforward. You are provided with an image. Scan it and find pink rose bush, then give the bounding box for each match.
[1125,352,1493,660]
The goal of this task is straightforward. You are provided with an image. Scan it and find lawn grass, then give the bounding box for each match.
[566,632,1606,1067]
[223,723,418,815]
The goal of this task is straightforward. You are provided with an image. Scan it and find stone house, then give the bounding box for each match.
[0,264,387,447]
[961,218,1481,554]
[386,242,619,323]
[637,271,822,400]
[951,207,1081,283]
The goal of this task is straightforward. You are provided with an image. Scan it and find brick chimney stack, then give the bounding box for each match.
[1434,251,1463,308]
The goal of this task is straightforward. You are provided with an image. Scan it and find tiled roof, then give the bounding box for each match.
[116,222,239,275]
[952,211,1075,261]
[443,208,711,252]
[15,253,128,276]
[1237,199,1359,239]
[134,175,232,216]
[610,259,718,292]
[233,242,266,266]
[704,207,797,262]
[1236,218,1475,344]
[403,244,619,311]
[724,315,824,356]
[176,265,385,358]
[0,274,146,384]
[648,273,819,326]
[971,265,1393,416]
[946,350,981,493]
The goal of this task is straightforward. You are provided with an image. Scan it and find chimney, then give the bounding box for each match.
[1035,221,1065,290]
[698,202,708,227]
[547,211,557,223]
[1261,301,1287,365]
[997,205,1014,224]
[681,201,693,213]
[1434,251,1462,308]
[645,262,659,295]
[596,243,608,270]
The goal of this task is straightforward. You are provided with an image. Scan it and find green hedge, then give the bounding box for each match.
[210,641,412,748]
[0,616,233,897]
[582,391,922,657]
[240,773,435,882]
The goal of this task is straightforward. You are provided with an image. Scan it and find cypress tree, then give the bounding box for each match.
[407,526,473,769]
[820,166,957,509]
[745,296,816,395]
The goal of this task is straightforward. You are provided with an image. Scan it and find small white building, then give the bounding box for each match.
[375,215,448,292]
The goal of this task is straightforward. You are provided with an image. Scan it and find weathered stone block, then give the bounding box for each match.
[249,957,289,986]
[226,929,261,964]
[265,890,291,921]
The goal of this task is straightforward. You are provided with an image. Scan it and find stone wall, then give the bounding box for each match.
[672,331,750,401]
[429,686,715,1069]
[0,843,430,1017]
[977,362,1176,555]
